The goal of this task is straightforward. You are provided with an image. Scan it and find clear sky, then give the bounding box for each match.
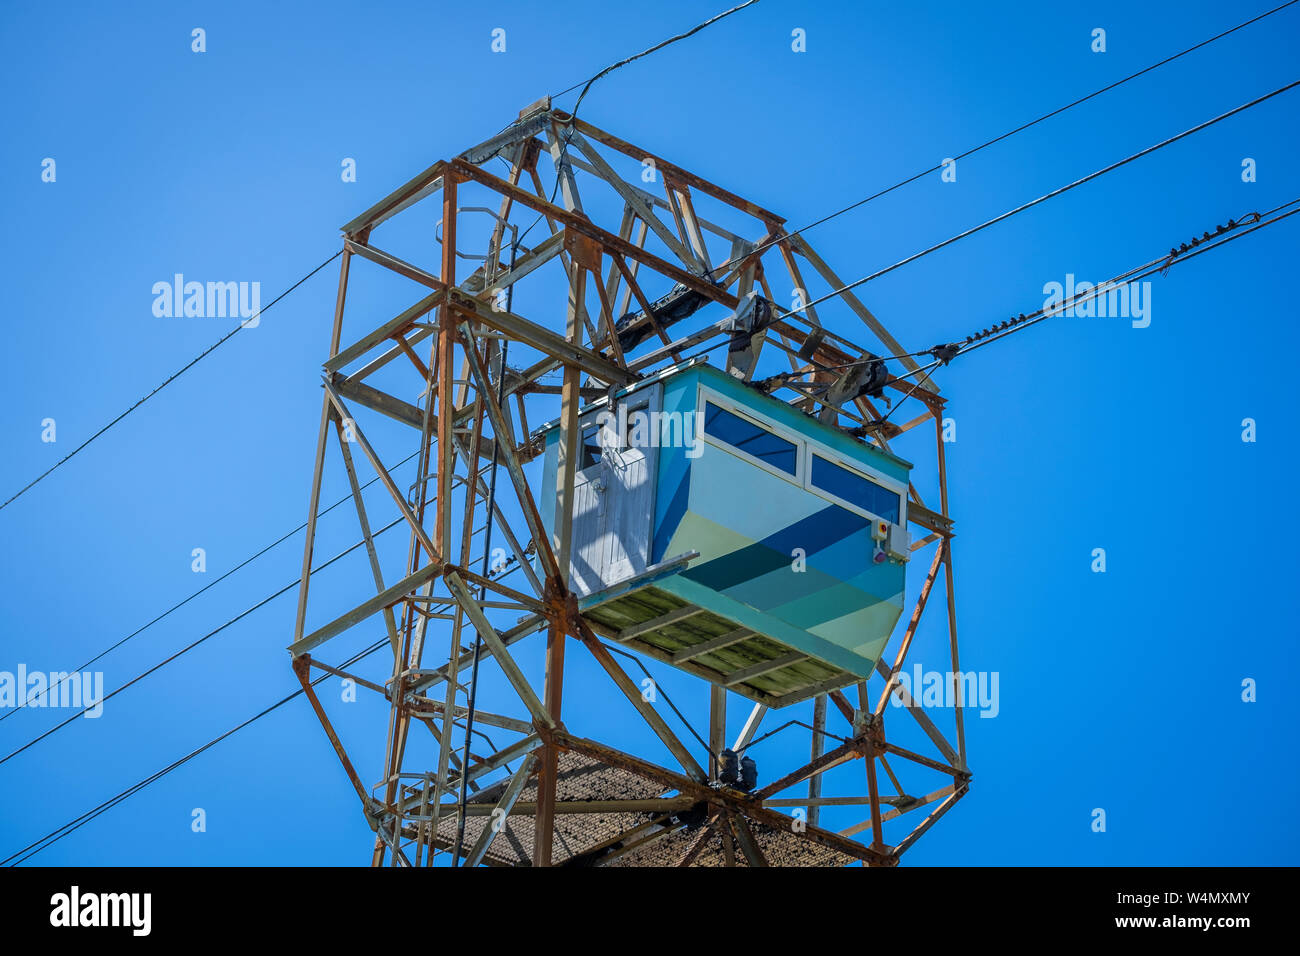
[1,0,1296,866]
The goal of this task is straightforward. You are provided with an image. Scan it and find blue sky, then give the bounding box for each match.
[0,0,1296,866]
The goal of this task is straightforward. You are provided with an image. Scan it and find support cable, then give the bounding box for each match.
[702,1,1300,277]
[1,635,390,867]
[0,448,421,722]
[518,0,762,250]
[0,515,407,767]
[872,199,1300,425]
[780,81,1299,325]
[4,557,529,866]
[603,643,713,753]
[0,250,343,514]
[551,0,761,108]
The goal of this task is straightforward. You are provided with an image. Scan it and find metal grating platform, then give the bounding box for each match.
[606,818,858,868]
[433,750,859,867]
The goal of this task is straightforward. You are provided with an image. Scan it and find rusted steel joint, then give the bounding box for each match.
[542,574,570,617]
[532,722,568,749]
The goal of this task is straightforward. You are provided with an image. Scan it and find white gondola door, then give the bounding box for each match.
[559,386,661,598]
[565,418,611,598]
[602,385,661,586]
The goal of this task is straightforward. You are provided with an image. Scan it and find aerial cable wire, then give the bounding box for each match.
[517,0,763,249]
[3,556,529,865]
[551,0,762,107]
[0,514,408,767]
[736,718,851,753]
[955,201,1300,359]
[0,249,344,514]
[868,200,1300,425]
[1,634,390,867]
[778,80,1300,326]
[603,643,713,753]
[702,0,1300,277]
[0,447,423,723]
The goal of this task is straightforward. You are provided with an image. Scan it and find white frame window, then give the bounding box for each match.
[696,384,909,527]
[697,387,804,486]
[802,442,908,527]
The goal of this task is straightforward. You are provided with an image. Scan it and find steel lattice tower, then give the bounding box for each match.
[290,99,968,867]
